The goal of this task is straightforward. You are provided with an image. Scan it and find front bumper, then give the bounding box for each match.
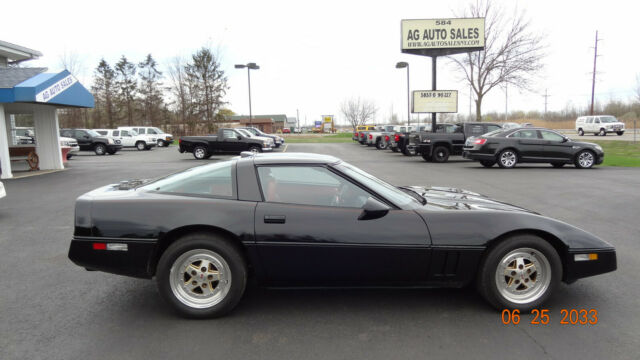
[68,237,158,278]
[107,145,123,152]
[262,146,273,152]
[564,248,616,283]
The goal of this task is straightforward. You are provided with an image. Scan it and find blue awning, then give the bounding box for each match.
[0,69,94,108]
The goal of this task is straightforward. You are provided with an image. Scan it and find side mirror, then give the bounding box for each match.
[237,135,242,140]
[562,137,569,143]
[358,197,390,221]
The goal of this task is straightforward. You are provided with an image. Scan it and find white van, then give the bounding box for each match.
[118,126,173,147]
[576,115,625,136]
[95,129,156,150]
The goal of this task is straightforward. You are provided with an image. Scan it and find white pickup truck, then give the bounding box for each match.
[365,125,398,149]
[95,129,156,150]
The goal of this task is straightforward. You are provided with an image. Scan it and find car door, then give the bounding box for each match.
[220,129,244,152]
[507,129,545,161]
[74,130,92,150]
[253,165,430,286]
[539,130,572,161]
[119,130,135,147]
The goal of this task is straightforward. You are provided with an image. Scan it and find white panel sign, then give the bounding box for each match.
[35,74,78,103]
[402,18,485,51]
[412,90,458,113]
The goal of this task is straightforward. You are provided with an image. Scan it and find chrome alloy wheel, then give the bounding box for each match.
[194,147,206,159]
[495,248,551,304]
[500,151,517,167]
[169,249,231,309]
[578,151,594,168]
[250,147,260,154]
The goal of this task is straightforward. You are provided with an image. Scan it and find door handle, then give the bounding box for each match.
[264,215,286,224]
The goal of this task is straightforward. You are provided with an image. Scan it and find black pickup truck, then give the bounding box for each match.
[60,129,122,155]
[179,128,272,159]
[408,122,501,162]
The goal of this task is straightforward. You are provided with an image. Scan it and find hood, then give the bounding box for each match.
[406,186,539,214]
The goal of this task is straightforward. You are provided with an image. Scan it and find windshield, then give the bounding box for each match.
[245,128,259,136]
[150,127,164,134]
[334,162,415,207]
[600,116,618,123]
[237,129,252,137]
[483,129,504,137]
[87,130,101,137]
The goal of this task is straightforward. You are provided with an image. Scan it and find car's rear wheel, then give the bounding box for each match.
[193,146,208,160]
[94,143,106,155]
[575,150,595,169]
[480,160,495,168]
[551,162,565,168]
[136,141,146,151]
[497,149,518,168]
[477,235,561,311]
[431,146,450,163]
[617,131,624,136]
[376,140,387,150]
[577,128,584,136]
[157,233,247,318]
[249,145,262,154]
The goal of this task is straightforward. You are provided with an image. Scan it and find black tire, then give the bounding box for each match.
[574,150,595,169]
[156,233,247,318]
[577,128,584,136]
[431,146,450,163]
[249,145,262,153]
[551,162,565,168]
[599,128,606,136]
[617,131,624,136]
[193,146,208,160]
[401,147,411,156]
[391,147,399,153]
[497,149,518,168]
[157,140,164,147]
[480,160,495,168]
[107,149,117,155]
[375,140,387,150]
[94,143,107,156]
[476,234,562,312]
[136,141,146,151]
[66,153,73,160]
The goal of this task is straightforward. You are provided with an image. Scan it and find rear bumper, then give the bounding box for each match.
[68,237,158,278]
[564,248,616,283]
[463,150,495,161]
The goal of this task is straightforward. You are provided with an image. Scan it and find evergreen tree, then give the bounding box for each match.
[184,48,228,132]
[91,59,116,128]
[138,54,165,126]
[115,55,138,126]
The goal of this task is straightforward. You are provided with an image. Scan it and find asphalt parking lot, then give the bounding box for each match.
[1,144,638,360]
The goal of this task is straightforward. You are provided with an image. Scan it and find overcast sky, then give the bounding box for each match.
[4,0,638,126]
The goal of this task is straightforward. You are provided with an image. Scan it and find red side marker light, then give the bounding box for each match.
[93,243,107,250]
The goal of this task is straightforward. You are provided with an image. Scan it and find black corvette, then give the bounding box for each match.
[68,152,616,318]
[463,127,604,168]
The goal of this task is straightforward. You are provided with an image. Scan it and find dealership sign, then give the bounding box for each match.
[401,18,485,56]
[412,90,458,113]
[35,74,78,103]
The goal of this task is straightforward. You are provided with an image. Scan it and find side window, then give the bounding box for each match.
[510,130,539,139]
[61,130,74,138]
[586,118,593,124]
[540,130,564,142]
[96,130,107,135]
[147,129,158,134]
[75,130,88,138]
[594,118,600,124]
[223,130,237,139]
[112,130,119,136]
[257,166,370,208]
[121,130,128,136]
[138,128,146,134]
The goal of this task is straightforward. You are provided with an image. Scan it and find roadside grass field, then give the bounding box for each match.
[591,140,640,167]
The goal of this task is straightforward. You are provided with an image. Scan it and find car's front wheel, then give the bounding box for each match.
[193,146,208,160]
[249,145,262,154]
[94,143,106,155]
[599,128,606,136]
[477,234,561,311]
[431,146,450,163]
[575,150,595,169]
[157,140,164,147]
[136,141,146,151]
[376,140,387,150]
[157,233,247,318]
[617,131,624,136]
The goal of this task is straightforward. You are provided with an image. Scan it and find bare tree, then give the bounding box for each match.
[341,97,378,130]
[448,0,546,121]
[58,51,88,128]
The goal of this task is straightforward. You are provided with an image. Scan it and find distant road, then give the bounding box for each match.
[557,129,639,142]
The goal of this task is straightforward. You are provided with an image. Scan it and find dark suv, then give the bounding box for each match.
[60,129,122,155]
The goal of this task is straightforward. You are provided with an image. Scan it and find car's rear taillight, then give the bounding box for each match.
[360,133,364,138]
[369,134,373,139]
[178,138,182,144]
[385,135,390,141]
[394,134,400,142]
[474,138,487,145]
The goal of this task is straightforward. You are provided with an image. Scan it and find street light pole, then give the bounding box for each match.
[395,62,410,127]
[235,62,260,127]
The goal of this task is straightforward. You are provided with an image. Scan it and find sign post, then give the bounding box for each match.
[401,18,485,132]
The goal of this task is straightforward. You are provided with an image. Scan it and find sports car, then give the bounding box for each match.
[68,152,616,318]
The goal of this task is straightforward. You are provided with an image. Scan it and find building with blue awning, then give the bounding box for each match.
[0,40,94,179]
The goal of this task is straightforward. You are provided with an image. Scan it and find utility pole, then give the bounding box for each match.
[590,31,600,115]
[542,89,550,117]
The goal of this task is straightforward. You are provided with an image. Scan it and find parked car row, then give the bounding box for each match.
[354,119,609,169]
[59,126,174,156]
[178,127,282,159]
